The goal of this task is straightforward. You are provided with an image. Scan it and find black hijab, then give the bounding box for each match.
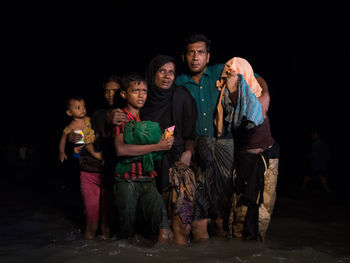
[141,55,177,129]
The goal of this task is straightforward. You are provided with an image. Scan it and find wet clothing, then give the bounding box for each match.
[229,144,279,241]
[169,163,196,224]
[113,108,170,237]
[191,136,234,227]
[90,107,117,234]
[230,121,278,241]
[114,177,169,238]
[80,171,110,226]
[176,64,235,227]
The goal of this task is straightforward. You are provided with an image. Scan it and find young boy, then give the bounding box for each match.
[59,96,109,240]
[113,73,174,244]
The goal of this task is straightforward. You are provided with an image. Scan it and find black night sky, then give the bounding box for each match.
[2,2,350,205]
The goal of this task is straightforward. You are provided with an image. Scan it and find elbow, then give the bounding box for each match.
[116,147,123,156]
[115,146,126,157]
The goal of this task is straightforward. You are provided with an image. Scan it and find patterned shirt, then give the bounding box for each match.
[175,64,224,137]
[114,109,157,180]
[63,116,95,156]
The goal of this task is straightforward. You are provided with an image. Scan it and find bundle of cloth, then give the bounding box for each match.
[115,120,163,174]
[215,57,264,136]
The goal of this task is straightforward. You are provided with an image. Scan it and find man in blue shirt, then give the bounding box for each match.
[176,34,270,242]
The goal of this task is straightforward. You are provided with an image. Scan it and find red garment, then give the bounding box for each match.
[80,171,110,225]
[114,108,157,180]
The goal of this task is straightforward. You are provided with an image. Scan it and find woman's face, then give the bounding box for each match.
[104,81,121,106]
[154,62,175,90]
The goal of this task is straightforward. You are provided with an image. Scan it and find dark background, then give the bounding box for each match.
[2,2,349,198]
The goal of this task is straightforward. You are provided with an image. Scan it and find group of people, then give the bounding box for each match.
[58,33,279,245]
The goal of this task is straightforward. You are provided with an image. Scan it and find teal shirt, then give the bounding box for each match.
[175,64,224,137]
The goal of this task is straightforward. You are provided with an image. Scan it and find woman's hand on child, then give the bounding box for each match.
[68,132,83,143]
[108,108,127,125]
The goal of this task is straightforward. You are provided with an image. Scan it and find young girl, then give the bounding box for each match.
[59,96,109,240]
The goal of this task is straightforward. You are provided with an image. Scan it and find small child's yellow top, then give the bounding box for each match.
[63,116,95,154]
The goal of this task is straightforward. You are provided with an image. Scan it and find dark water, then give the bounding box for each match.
[1,162,350,263]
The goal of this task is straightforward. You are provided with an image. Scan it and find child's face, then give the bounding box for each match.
[67,99,86,119]
[121,81,148,109]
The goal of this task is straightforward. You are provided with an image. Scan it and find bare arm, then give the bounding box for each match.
[59,133,68,162]
[256,75,270,118]
[85,143,103,161]
[179,140,195,167]
[114,133,174,157]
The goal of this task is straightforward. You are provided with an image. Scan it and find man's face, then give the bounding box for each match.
[121,81,148,110]
[104,81,121,106]
[183,41,210,74]
[154,62,175,90]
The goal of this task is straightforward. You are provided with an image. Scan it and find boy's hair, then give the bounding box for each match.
[65,96,84,110]
[120,72,147,92]
[183,33,211,53]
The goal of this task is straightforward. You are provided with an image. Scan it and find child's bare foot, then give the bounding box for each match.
[84,230,96,240]
[84,223,98,240]
[101,224,110,240]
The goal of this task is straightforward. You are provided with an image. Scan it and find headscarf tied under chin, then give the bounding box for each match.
[215,57,263,137]
[141,55,176,126]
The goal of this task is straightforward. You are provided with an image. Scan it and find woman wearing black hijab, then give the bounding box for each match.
[141,55,198,245]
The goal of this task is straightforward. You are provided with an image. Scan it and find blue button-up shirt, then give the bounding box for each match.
[175,64,225,137]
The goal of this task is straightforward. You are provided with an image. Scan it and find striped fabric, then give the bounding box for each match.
[233,75,264,129]
[114,109,157,180]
